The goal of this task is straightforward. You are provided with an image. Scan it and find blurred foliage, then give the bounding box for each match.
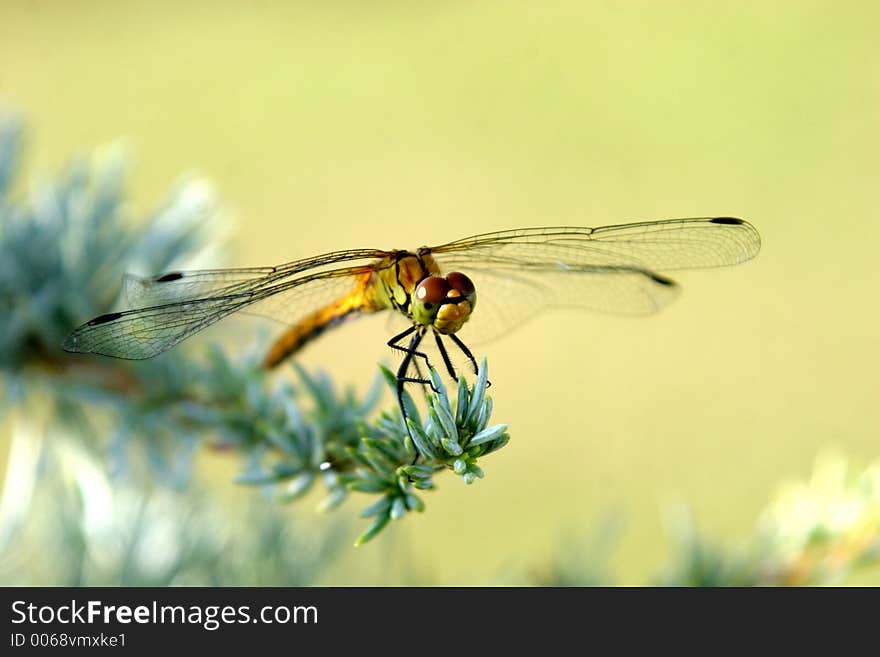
[0,115,220,371]
[526,454,880,586]
[0,420,346,586]
[1,118,877,585]
[526,513,625,586]
[658,454,880,586]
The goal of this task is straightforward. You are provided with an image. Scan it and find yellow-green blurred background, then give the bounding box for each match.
[2,1,878,584]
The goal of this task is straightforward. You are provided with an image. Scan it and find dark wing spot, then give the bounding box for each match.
[710,217,744,225]
[88,312,123,326]
[156,272,184,282]
[649,272,676,287]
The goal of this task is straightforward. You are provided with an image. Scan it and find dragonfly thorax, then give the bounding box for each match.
[412,272,477,335]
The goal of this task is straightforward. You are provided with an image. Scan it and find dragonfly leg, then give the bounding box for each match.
[387,325,438,392]
[395,328,428,464]
[410,358,434,405]
[434,333,459,382]
[448,333,489,387]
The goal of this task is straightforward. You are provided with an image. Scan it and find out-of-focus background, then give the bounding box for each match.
[1,1,878,584]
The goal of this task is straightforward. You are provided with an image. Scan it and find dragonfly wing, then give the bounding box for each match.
[434,262,680,346]
[123,268,363,327]
[122,247,390,307]
[65,249,393,359]
[123,267,278,307]
[432,217,760,271]
[430,217,760,345]
[63,294,259,359]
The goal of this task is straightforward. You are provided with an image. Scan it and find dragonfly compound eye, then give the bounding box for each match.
[446,271,475,298]
[412,276,451,325]
[433,272,477,335]
[416,276,451,307]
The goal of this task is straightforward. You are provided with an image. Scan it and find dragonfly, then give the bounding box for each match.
[63,216,761,458]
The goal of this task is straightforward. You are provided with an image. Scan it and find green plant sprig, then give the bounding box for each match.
[228,354,510,546]
[342,360,509,545]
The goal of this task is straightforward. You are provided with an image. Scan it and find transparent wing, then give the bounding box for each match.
[431,217,760,271]
[64,248,393,359]
[430,217,760,345]
[123,248,390,306]
[123,267,362,327]
[441,265,682,346]
[123,267,279,307]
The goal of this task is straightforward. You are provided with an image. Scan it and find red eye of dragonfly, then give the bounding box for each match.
[415,276,450,310]
[446,271,475,298]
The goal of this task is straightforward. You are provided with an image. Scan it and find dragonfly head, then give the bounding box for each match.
[412,271,476,335]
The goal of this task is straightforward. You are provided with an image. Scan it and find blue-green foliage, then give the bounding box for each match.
[0,117,217,371]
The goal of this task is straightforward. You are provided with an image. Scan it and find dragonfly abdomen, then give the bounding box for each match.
[263,304,364,368]
[263,270,391,368]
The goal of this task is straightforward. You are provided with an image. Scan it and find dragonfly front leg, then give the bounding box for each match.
[392,327,432,463]
[410,357,433,405]
[387,325,438,391]
[448,333,488,384]
[434,333,459,382]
